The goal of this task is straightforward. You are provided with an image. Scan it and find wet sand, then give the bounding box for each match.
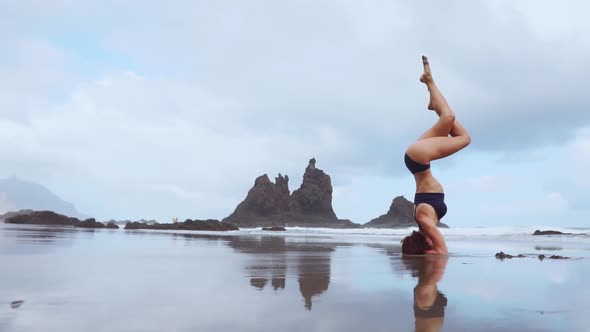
[0,224,589,332]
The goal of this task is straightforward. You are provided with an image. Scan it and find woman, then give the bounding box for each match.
[402,56,471,255]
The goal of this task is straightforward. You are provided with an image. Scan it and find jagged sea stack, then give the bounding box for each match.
[282,158,358,228]
[287,158,337,220]
[222,174,290,227]
[223,158,360,228]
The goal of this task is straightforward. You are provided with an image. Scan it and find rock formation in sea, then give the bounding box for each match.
[288,158,335,219]
[125,219,238,231]
[4,210,109,229]
[365,196,449,228]
[223,158,360,228]
[222,174,290,227]
[533,230,570,236]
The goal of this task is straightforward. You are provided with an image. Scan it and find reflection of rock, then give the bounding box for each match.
[125,219,238,231]
[271,277,285,290]
[230,236,288,293]
[250,278,268,290]
[225,235,336,310]
[224,158,360,228]
[4,211,108,229]
[298,250,332,311]
[534,245,562,251]
[533,230,570,235]
[365,196,449,228]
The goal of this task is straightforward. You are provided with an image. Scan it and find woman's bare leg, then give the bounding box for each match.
[418,56,456,140]
[408,56,471,164]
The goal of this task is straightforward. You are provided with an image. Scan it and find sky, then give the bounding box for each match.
[0,0,589,227]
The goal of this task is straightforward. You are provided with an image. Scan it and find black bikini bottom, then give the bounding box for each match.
[414,192,447,220]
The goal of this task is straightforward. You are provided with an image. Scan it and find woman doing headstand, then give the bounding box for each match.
[402,56,471,255]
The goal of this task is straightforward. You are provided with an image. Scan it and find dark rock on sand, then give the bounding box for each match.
[223,158,361,228]
[10,300,24,309]
[496,252,570,260]
[125,219,238,231]
[538,254,569,260]
[262,226,286,231]
[495,251,525,259]
[76,218,105,229]
[365,196,449,229]
[533,230,571,236]
[106,222,119,229]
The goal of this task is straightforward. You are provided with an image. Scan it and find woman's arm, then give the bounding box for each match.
[421,223,448,255]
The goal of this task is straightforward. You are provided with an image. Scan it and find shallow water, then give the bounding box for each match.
[0,224,589,332]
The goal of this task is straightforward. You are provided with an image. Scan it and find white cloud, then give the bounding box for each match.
[481,192,568,217]
[448,174,520,193]
[1,1,590,223]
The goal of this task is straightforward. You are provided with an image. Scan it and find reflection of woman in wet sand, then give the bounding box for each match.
[402,56,471,255]
[403,255,449,332]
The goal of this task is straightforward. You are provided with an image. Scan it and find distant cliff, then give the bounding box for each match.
[365,196,449,228]
[223,158,359,228]
[0,177,87,219]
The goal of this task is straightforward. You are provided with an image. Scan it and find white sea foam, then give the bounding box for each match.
[238,225,590,239]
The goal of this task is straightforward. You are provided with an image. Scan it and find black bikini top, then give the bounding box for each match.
[414,291,448,318]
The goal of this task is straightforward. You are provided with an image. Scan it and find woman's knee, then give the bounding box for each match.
[460,134,471,148]
[442,113,456,125]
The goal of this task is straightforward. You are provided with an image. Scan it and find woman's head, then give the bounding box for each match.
[401,231,432,255]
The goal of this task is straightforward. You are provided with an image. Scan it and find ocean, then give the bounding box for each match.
[1,223,589,331]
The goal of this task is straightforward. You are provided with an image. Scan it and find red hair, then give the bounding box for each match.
[401,231,432,255]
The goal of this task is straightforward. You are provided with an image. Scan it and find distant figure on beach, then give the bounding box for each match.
[402,56,471,255]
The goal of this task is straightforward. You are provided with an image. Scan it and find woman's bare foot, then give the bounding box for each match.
[419,55,434,84]
[420,56,436,110]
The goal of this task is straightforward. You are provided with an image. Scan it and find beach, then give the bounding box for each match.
[0,224,589,332]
